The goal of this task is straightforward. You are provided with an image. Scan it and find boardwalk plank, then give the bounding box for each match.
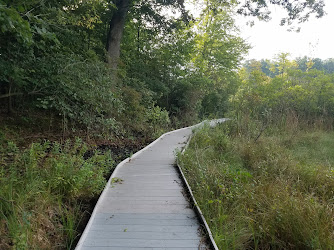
[76,126,209,249]
[93,213,197,220]
[84,231,199,240]
[92,218,198,226]
[88,224,201,233]
[81,248,200,250]
[81,239,200,248]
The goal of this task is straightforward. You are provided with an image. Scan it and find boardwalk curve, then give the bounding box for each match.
[76,119,227,250]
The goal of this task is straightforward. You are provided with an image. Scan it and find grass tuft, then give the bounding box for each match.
[0,137,113,249]
[179,121,334,249]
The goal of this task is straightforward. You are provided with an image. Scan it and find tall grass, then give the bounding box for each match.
[179,120,334,249]
[0,135,113,249]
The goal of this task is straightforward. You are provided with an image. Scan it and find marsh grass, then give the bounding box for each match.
[0,136,113,249]
[179,120,334,249]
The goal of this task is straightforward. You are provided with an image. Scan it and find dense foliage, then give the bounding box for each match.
[178,53,334,249]
[234,54,334,126]
[0,0,249,133]
[0,0,121,130]
[179,121,334,249]
[0,1,248,248]
[0,136,113,248]
[0,0,330,249]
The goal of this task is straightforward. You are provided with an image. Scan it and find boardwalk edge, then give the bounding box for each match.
[175,119,229,250]
[75,119,227,249]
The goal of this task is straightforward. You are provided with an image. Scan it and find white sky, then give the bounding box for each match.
[185,0,334,60]
[236,0,334,60]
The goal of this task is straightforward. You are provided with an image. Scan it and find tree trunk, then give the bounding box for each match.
[106,0,130,70]
[8,79,14,115]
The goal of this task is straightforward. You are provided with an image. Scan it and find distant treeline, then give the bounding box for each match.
[234,53,334,128]
[245,57,334,78]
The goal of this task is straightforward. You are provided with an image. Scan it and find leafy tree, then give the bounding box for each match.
[233,56,334,124]
[106,0,188,69]
[236,0,325,25]
[271,53,298,77]
[0,0,123,134]
[106,0,325,69]
[296,57,334,74]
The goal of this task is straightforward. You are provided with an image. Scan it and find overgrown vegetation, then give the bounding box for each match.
[179,120,334,249]
[0,135,113,249]
[179,53,334,248]
[0,0,329,248]
[234,53,334,125]
[0,0,244,247]
[179,52,334,249]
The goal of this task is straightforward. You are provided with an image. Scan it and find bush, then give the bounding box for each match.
[0,138,113,249]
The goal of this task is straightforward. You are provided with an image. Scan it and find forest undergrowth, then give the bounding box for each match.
[179,117,334,249]
[0,113,151,249]
[0,0,333,248]
[0,134,115,249]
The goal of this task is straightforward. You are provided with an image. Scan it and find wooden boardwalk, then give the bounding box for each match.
[76,120,226,249]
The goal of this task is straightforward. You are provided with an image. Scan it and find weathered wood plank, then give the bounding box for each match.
[92,218,198,226]
[93,213,197,220]
[80,248,199,250]
[82,239,201,248]
[94,199,188,205]
[95,205,195,214]
[88,224,201,233]
[84,231,199,240]
[75,126,208,249]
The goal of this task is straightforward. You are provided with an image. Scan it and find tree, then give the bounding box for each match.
[106,0,325,69]
[0,0,122,127]
[105,0,188,69]
[272,53,298,77]
[106,0,131,69]
[236,0,325,25]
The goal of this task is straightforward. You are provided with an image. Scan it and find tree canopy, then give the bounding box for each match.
[1,0,332,248]
[0,0,327,128]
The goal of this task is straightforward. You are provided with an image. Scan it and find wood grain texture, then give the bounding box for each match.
[76,127,208,249]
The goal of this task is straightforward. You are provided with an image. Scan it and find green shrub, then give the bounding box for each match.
[0,138,113,249]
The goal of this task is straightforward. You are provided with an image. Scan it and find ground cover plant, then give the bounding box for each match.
[0,0,329,248]
[0,135,113,249]
[179,120,334,249]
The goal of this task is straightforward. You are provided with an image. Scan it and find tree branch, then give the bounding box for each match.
[0,88,47,99]
[0,92,23,99]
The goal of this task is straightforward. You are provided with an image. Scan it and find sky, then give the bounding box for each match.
[236,0,334,60]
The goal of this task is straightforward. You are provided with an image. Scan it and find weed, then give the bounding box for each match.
[0,138,113,249]
[179,121,334,249]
